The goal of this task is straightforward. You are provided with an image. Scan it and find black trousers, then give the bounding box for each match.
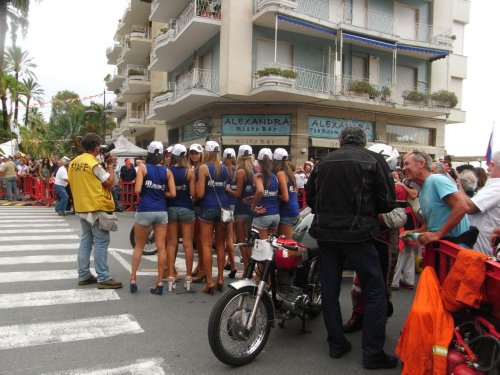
[319,240,387,361]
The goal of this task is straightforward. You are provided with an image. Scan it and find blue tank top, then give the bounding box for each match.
[225,166,237,206]
[137,164,167,212]
[234,168,256,216]
[199,163,229,210]
[167,166,193,210]
[280,179,300,218]
[256,173,279,217]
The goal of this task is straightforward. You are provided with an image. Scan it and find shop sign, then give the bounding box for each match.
[183,118,209,141]
[308,116,374,141]
[222,115,291,136]
[222,136,289,146]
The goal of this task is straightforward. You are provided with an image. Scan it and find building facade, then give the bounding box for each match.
[106,0,470,165]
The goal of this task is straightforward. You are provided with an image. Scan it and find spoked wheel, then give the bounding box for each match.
[306,258,322,318]
[129,226,157,256]
[208,286,274,366]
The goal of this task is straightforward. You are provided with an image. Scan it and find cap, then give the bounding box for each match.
[189,143,203,153]
[237,144,253,157]
[62,156,71,162]
[273,148,288,161]
[147,141,164,155]
[204,141,220,152]
[166,146,173,154]
[257,148,273,161]
[223,148,236,158]
[171,144,187,156]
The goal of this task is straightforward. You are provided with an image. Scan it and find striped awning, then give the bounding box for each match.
[277,15,337,36]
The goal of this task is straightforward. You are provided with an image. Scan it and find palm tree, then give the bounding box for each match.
[18,77,44,127]
[4,45,37,122]
[0,72,15,131]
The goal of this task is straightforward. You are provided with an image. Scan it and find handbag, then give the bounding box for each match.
[207,167,234,224]
[98,212,118,232]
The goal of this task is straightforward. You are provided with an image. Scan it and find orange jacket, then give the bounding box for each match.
[396,267,455,375]
[440,248,488,312]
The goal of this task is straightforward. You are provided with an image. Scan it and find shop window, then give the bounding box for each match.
[387,125,433,146]
[168,128,179,144]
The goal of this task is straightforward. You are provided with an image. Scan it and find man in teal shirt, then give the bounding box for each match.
[402,150,471,246]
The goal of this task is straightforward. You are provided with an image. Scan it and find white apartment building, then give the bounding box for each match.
[106,0,470,164]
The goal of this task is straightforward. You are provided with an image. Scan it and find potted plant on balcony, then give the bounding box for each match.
[402,90,428,105]
[153,89,173,103]
[430,89,458,108]
[349,80,377,99]
[255,67,298,87]
[380,86,391,101]
[128,68,144,80]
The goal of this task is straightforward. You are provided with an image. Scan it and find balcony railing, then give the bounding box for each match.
[126,64,149,80]
[174,68,218,99]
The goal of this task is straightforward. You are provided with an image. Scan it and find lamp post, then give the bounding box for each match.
[85,89,115,141]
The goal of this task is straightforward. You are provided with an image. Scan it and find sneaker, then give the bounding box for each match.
[78,275,97,285]
[96,278,123,289]
[342,313,363,333]
[363,352,398,369]
[399,281,414,290]
[390,284,399,291]
[330,341,352,359]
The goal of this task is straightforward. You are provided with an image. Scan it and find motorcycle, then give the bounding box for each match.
[207,229,321,367]
[129,226,157,256]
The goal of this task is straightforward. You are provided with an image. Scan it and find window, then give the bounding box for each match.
[352,54,368,79]
[387,125,433,146]
[168,129,179,144]
[452,21,465,55]
[256,39,293,69]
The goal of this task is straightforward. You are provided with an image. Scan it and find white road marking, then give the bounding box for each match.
[0,215,65,219]
[0,235,79,242]
[0,243,80,252]
[0,289,119,309]
[0,254,85,265]
[0,269,80,283]
[0,223,69,228]
[0,228,74,234]
[44,357,165,375]
[0,314,143,350]
[0,219,65,223]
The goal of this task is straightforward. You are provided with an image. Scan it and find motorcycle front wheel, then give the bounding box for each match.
[129,226,157,256]
[306,257,322,318]
[208,286,274,367]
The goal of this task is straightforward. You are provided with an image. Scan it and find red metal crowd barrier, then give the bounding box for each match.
[424,240,500,317]
[118,181,139,211]
[1,175,56,207]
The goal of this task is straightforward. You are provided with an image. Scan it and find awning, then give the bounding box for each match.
[277,15,337,36]
[343,32,396,50]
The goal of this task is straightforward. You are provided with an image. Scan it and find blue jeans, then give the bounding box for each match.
[4,176,20,201]
[78,218,111,282]
[319,240,387,362]
[55,184,69,213]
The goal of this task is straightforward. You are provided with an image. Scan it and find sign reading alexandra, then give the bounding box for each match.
[222,115,291,136]
[183,119,209,141]
[308,116,374,141]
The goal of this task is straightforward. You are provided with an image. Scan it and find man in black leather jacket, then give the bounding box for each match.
[306,127,398,370]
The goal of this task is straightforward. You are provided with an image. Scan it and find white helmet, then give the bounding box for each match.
[368,143,400,171]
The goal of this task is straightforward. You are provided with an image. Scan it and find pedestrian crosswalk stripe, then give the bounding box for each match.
[0,254,85,265]
[0,219,65,223]
[0,223,69,228]
[0,235,79,242]
[0,269,79,283]
[0,243,80,252]
[0,228,74,234]
[0,215,65,219]
[43,357,165,375]
[0,209,55,212]
[0,289,119,309]
[0,314,143,350]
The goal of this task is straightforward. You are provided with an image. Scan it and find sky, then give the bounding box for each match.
[8,0,500,158]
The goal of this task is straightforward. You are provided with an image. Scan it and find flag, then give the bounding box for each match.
[485,126,494,166]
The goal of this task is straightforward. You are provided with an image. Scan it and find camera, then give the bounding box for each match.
[99,143,115,160]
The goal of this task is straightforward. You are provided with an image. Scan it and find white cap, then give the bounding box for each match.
[147,141,164,155]
[273,148,288,161]
[238,144,253,157]
[171,144,187,156]
[166,145,173,154]
[62,156,71,162]
[257,148,273,161]
[204,141,220,152]
[223,148,236,158]
[189,143,203,153]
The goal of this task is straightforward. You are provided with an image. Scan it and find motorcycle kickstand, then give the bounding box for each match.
[300,312,311,334]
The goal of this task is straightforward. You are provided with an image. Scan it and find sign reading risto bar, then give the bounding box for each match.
[308,116,374,141]
[222,115,291,136]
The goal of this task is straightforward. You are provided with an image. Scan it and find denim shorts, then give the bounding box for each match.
[199,208,221,223]
[194,205,201,219]
[253,214,280,230]
[135,211,168,226]
[168,207,195,223]
[279,215,299,227]
[235,213,253,222]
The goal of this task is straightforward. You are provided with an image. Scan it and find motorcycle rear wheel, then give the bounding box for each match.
[208,286,274,367]
[129,226,158,256]
[306,258,322,318]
